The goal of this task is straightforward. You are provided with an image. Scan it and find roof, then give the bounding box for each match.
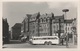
[26,14,32,18]
[64,19,73,23]
[12,23,22,28]
[40,13,54,18]
[31,12,40,18]
[32,36,58,38]
[22,14,32,23]
[29,12,40,21]
[46,13,54,18]
[40,14,46,18]
[54,15,64,19]
[52,15,64,23]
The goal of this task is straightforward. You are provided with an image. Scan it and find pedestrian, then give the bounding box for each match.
[61,38,64,45]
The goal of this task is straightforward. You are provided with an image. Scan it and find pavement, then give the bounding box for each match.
[2,40,77,48]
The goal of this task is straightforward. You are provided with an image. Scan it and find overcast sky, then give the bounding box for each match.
[3,2,77,30]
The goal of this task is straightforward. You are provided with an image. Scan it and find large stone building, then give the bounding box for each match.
[21,14,32,40]
[52,15,64,37]
[64,19,73,34]
[29,12,40,37]
[21,12,76,40]
[11,23,22,40]
[21,12,40,39]
[39,13,54,36]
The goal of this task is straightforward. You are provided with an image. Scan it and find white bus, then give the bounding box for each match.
[29,36,59,45]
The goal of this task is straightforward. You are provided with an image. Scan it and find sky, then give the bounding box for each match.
[3,2,77,30]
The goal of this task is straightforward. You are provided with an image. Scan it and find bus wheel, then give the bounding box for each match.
[48,41,52,45]
[44,42,48,45]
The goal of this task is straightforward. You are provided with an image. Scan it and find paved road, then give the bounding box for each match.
[2,40,77,48]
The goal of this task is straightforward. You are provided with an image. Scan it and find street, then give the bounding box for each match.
[2,40,77,48]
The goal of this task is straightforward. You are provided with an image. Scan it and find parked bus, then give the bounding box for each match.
[29,36,59,45]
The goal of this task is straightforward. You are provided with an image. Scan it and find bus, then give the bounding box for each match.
[29,36,59,45]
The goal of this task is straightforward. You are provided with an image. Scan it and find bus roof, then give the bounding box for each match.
[31,36,58,38]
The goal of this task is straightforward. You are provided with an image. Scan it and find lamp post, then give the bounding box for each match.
[62,9,69,19]
[62,9,69,48]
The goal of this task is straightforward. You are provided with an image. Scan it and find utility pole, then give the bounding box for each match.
[38,19,40,36]
[62,9,69,48]
[50,18,52,36]
[58,18,61,44]
[58,19,61,38]
[37,12,40,36]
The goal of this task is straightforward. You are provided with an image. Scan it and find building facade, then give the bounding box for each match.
[64,20,73,35]
[39,13,54,36]
[29,12,40,37]
[21,12,76,40]
[21,12,40,39]
[52,15,64,37]
[72,18,77,35]
[11,23,22,40]
[72,18,77,44]
[3,18,10,43]
[21,14,32,39]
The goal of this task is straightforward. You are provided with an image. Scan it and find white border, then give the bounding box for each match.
[0,0,80,51]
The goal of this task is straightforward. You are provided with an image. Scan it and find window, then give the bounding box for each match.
[65,27,67,31]
[33,38,42,40]
[33,30,35,33]
[68,27,69,30]
[66,23,67,26]
[57,25,58,30]
[40,18,42,23]
[46,19,48,22]
[39,28,43,31]
[54,25,55,31]
[42,19,44,22]
[42,37,57,40]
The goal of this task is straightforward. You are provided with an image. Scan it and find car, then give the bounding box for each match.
[21,37,27,42]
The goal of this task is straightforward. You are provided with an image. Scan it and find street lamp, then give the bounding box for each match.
[62,9,69,48]
[62,9,69,19]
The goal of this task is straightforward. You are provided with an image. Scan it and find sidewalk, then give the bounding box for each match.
[68,43,77,48]
[63,41,77,48]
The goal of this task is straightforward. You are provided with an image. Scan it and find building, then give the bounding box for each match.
[72,18,77,44]
[64,19,73,35]
[39,13,54,36]
[2,18,10,43]
[52,15,64,38]
[21,14,32,40]
[11,23,22,40]
[21,12,40,39]
[29,12,40,37]
[72,18,77,34]
[21,12,76,41]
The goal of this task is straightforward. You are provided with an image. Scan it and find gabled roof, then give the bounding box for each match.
[40,14,46,18]
[29,12,40,21]
[46,13,54,18]
[31,13,39,18]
